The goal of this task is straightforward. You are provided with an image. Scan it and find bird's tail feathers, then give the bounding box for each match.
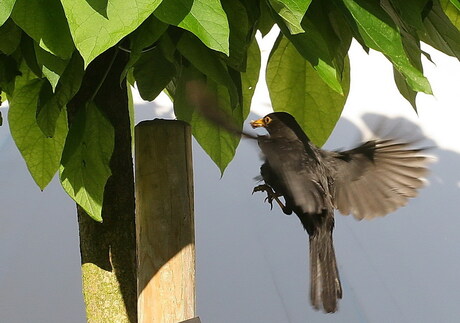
[309,223,342,313]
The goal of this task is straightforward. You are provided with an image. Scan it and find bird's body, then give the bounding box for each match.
[251,112,429,313]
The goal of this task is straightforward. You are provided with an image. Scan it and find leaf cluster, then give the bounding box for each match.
[0,0,458,221]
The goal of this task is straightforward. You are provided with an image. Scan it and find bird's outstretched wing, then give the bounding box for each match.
[324,140,430,220]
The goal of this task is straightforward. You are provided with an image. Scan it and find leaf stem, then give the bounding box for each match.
[89,48,119,103]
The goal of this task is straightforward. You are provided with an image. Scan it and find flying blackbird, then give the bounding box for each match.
[250,112,429,313]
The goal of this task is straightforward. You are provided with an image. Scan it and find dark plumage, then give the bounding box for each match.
[251,112,429,313]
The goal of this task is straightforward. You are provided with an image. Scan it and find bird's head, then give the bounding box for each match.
[251,112,309,142]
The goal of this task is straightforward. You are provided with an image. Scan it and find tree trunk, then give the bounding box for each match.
[68,48,137,322]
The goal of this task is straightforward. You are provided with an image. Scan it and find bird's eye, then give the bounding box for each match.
[264,116,272,124]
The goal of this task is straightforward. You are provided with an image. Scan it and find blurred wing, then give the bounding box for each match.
[325,140,429,220]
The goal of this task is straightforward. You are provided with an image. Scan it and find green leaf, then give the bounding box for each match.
[157,30,179,62]
[221,0,251,71]
[20,35,42,79]
[241,38,261,117]
[191,81,242,174]
[421,0,460,59]
[61,0,163,67]
[393,68,417,111]
[0,0,16,27]
[0,19,21,54]
[121,15,168,82]
[129,15,168,54]
[11,0,74,59]
[441,0,460,29]
[311,1,352,82]
[177,32,239,108]
[174,65,243,173]
[13,59,40,89]
[341,0,432,94]
[34,43,69,92]
[258,0,275,36]
[170,37,259,173]
[36,51,84,137]
[133,47,176,101]
[127,67,135,86]
[267,0,312,34]
[8,79,68,190]
[60,102,114,222]
[378,1,425,110]
[0,54,20,95]
[266,35,350,147]
[449,0,460,11]
[394,36,423,111]
[154,0,230,55]
[385,0,428,30]
[272,3,344,94]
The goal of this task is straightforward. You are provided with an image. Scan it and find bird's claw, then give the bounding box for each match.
[252,184,268,194]
[252,184,278,210]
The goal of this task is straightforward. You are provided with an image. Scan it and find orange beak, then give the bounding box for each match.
[250,118,265,128]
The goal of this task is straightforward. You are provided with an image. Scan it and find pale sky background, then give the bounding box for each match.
[1,28,460,323]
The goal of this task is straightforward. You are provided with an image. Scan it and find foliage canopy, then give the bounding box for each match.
[0,0,459,221]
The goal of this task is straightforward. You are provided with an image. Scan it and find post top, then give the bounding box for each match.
[136,119,190,128]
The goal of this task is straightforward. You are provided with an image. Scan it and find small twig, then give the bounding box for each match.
[89,49,119,103]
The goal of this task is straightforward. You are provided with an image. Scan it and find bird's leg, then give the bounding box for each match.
[252,184,278,206]
[252,184,289,213]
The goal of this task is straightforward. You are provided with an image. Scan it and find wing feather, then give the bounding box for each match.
[325,139,430,220]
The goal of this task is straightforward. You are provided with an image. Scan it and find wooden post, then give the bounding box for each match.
[135,120,196,323]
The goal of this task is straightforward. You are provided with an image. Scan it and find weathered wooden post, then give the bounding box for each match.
[135,120,196,323]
